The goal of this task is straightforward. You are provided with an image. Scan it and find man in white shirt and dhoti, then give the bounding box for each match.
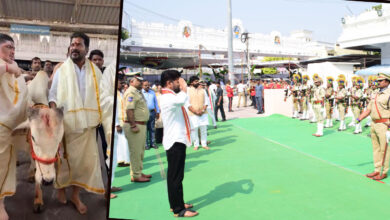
[48,32,105,214]
[0,33,28,220]
[187,76,210,150]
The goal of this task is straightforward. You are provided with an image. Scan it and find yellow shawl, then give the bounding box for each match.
[56,58,102,132]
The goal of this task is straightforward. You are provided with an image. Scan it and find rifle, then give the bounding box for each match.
[345,89,350,114]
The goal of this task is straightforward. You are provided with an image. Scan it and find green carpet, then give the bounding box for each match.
[109,114,390,220]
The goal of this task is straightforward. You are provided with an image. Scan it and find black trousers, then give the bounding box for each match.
[96,124,109,174]
[214,100,226,121]
[228,97,233,111]
[155,128,163,144]
[166,142,186,214]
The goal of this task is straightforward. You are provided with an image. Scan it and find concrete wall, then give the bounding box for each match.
[264,89,292,117]
[306,62,357,88]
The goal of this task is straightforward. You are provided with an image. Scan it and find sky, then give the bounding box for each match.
[123,0,378,44]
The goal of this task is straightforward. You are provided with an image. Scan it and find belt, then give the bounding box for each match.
[149,109,155,112]
[374,119,389,123]
[314,101,323,104]
[124,121,146,125]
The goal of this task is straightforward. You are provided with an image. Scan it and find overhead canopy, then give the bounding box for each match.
[120,52,227,69]
[355,65,390,76]
[209,60,301,69]
[299,54,380,66]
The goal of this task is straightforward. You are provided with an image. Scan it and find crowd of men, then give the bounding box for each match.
[285,72,390,181]
[0,32,114,219]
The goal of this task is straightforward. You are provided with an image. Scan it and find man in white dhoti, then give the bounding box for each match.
[0,34,28,220]
[116,78,130,166]
[48,32,105,214]
[187,76,210,150]
[205,81,217,129]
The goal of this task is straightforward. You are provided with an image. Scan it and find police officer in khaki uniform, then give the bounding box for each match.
[312,77,325,137]
[123,73,152,182]
[300,75,310,120]
[364,77,380,128]
[324,76,334,128]
[357,73,390,180]
[291,74,301,118]
[336,77,347,131]
[352,77,364,134]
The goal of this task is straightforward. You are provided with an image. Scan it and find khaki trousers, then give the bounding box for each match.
[293,98,299,111]
[325,102,332,119]
[301,97,307,111]
[124,123,146,178]
[352,105,362,119]
[371,122,390,174]
[337,103,346,120]
[237,92,246,107]
[313,104,323,123]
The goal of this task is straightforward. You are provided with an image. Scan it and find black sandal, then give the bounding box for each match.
[173,209,198,217]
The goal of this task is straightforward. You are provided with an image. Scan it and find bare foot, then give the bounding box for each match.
[70,196,87,215]
[0,200,9,220]
[110,193,117,199]
[194,147,198,151]
[56,189,67,204]
[202,146,210,150]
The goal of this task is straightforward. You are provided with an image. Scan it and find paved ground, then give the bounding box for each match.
[6,136,108,220]
[218,96,271,121]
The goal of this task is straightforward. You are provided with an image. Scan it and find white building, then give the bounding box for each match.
[338,4,390,66]
[122,18,335,68]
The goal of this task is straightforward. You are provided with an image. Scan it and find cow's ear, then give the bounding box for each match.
[55,107,64,119]
[27,107,40,120]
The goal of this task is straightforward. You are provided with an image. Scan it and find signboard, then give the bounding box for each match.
[10,24,50,35]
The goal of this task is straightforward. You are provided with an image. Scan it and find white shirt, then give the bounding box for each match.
[49,62,87,104]
[160,89,190,150]
[237,83,247,93]
[209,84,217,95]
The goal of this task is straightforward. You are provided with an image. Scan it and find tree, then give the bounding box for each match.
[121,28,130,41]
[211,67,228,82]
[372,4,382,11]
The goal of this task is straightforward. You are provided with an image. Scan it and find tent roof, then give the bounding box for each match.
[355,65,390,76]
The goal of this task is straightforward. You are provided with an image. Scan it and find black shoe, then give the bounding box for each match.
[257,112,261,114]
[214,126,217,129]
[151,145,158,149]
[222,119,226,121]
[145,146,150,150]
[118,163,130,167]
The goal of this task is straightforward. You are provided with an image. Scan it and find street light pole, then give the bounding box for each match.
[246,34,250,81]
[227,0,234,86]
[241,32,250,81]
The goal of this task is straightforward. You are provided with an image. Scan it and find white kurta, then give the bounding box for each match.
[188,90,209,129]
